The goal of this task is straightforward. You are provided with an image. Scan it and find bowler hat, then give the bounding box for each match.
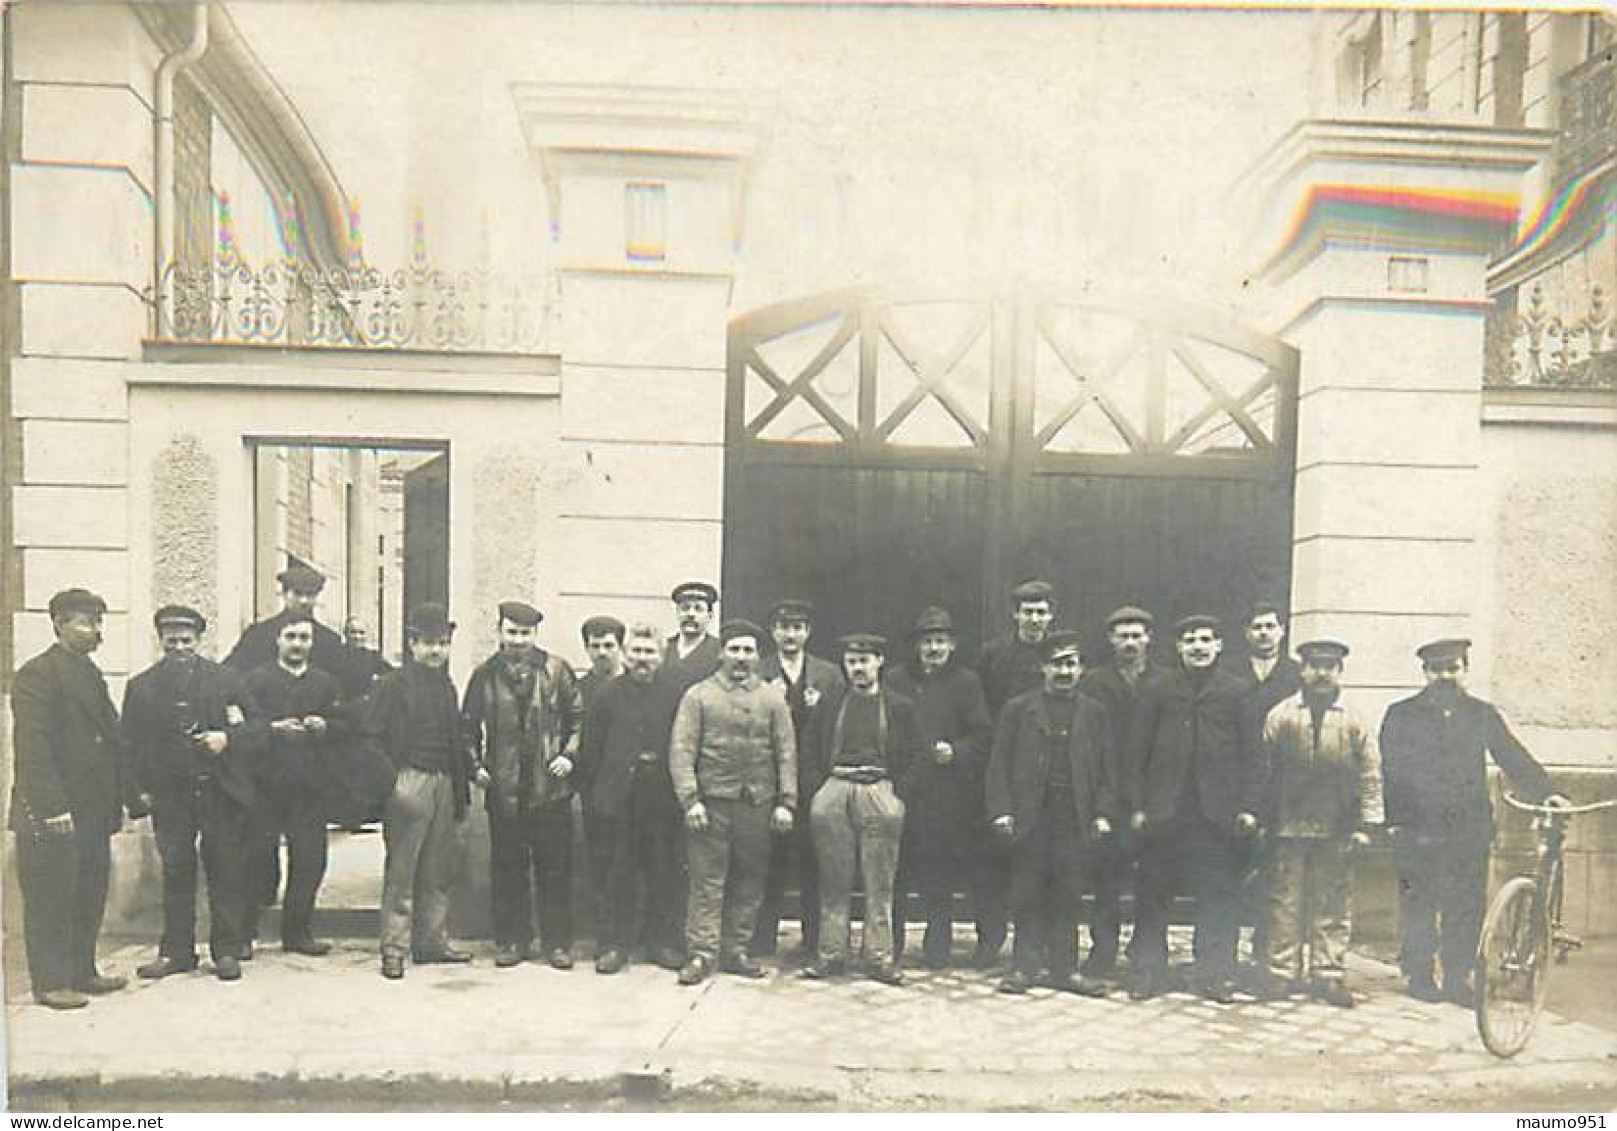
[406,603,456,637]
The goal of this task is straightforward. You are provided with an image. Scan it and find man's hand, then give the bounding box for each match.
[301,716,328,737]
[1130,811,1146,833]
[195,730,228,756]
[685,801,709,831]
[770,806,794,834]
[473,766,491,790]
[1093,816,1112,838]
[42,812,74,837]
[549,755,574,779]
[933,741,955,766]
[992,814,1015,839]
[1544,794,1572,810]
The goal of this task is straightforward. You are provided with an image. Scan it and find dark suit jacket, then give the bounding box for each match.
[759,651,844,789]
[1127,666,1260,829]
[123,656,261,811]
[663,634,721,691]
[225,611,363,698]
[578,670,684,819]
[1380,688,1553,841]
[8,644,128,837]
[1079,662,1174,813]
[884,662,994,830]
[986,689,1115,844]
[799,687,925,804]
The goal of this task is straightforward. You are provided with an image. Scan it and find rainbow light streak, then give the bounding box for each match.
[215,190,237,263]
[1274,184,1520,266]
[347,196,365,268]
[1509,163,1616,265]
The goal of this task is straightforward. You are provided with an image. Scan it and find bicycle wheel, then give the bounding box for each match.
[1476,876,1550,1058]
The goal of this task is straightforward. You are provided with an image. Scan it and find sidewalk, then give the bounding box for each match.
[8,929,1617,1112]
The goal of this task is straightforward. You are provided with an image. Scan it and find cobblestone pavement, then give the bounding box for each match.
[7,929,1616,1111]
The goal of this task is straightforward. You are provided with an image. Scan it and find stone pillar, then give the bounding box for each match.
[1241,120,1553,715]
[512,84,761,644]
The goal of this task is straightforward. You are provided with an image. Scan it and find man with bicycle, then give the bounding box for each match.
[1380,638,1568,1008]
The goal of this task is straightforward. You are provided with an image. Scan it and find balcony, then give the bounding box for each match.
[1487,280,1615,390]
[1556,49,1616,186]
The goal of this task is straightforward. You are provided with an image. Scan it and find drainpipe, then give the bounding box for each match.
[153,3,209,326]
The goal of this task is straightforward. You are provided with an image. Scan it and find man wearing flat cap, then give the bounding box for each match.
[986,631,1116,996]
[1125,613,1261,1002]
[753,598,844,959]
[124,605,261,982]
[1255,640,1382,1007]
[1077,604,1172,979]
[798,634,923,985]
[366,603,484,979]
[669,619,797,985]
[9,589,136,1008]
[577,615,627,716]
[886,606,994,969]
[462,600,584,970]
[664,581,722,692]
[1380,638,1566,1007]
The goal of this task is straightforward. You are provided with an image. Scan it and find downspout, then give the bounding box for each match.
[153,3,209,327]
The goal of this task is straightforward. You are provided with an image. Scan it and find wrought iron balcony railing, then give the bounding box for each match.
[153,255,554,353]
[1556,49,1616,186]
[1487,281,1615,389]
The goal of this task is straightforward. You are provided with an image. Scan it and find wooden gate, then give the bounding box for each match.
[723,288,1299,659]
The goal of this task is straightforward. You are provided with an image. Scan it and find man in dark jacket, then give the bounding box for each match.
[368,603,484,980]
[987,630,1116,996]
[799,634,922,985]
[125,605,260,982]
[752,598,844,959]
[577,615,627,715]
[243,614,344,956]
[1076,604,1171,978]
[579,623,687,973]
[886,606,994,968]
[1125,614,1262,1002]
[663,580,722,691]
[462,600,584,969]
[1380,638,1566,1006]
[9,589,134,1009]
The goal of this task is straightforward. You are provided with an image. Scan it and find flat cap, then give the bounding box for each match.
[48,588,107,620]
[1173,613,1221,636]
[1010,579,1055,605]
[1297,639,1350,663]
[909,605,957,638]
[719,618,765,645]
[1040,630,1085,663]
[406,602,456,636]
[672,580,719,606]
[498,600,543,627]
[838,633,888,657]
[1105,605,1155,630]
[769,598,815,624]
[581,614,625,641]
[276,564,326,593]
[1416,637,1471,664]
[154,604,206,634]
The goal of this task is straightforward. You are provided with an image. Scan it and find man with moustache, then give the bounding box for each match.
[577,615,627,716]
[125,605,259,982]
[752,598,844,959]
[243,614,344,956]
[663,581,722,691]
[462,600,584,970]
[987,631,1115,997]
[1125,614,1261,1003]
[669,620,797,985]
[1077,605,1172,979]
[1380,638,1566,1007]
[885,606,994,969]
[579,623,687,973]
[799,634,922,985]
[9,589,135,1009]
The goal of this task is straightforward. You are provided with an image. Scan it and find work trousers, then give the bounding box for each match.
[892,795,987,963]
[812,777,905,965]
[249,778,328,944]
[586,767,687,956]
[13,821,111,995]
[380,768,462,958]
[1009,805,1092,979]
[751,819,819,956]
[684,795,772,962]
[1134,815,1247,985]
[151,778,251,963]
[1263,837,1352,984]
[1395,834,1489,987]
[488,799,575,952]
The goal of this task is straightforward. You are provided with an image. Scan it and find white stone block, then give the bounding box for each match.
[13,611,131,679]
[1293,464,1478,541]
[559,272,730,370]
[21,420,129,486]
[562,363,727,444]
[12,358,131,421]
[555,516,722,597]
[1291,536,1478,617]
[12,486,128,549]
[11,165,150,286]
[558,440,723,522]
[1292,303,1487,395]
[11,4,162,91]
[18,283,147,362]
[1296,388,1479,469]
[21,549,130,613]
[21,83,153,192]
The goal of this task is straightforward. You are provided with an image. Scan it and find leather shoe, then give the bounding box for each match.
[381,954,405,980]
[283,937,332,957]
[1127,969,1164,1001]
[720,952,766,979]
[35,989,89,1010]
[595,949,626,975]
[75,974,127,995]
[651,946,685,971]
[677,956,710,985]
[494,945,524,968]
[1314,980,1354,1008]
[1407,975,1444,1003]
[1199,979,1239,1005]
[798,957,846,980]
[138,956,197,980]
[547,948,574,971]
[1051,973,1108,998]
[414,947,472,965]
[214,956,242,982]
[868,963,904,986]
[997,971,1033,995]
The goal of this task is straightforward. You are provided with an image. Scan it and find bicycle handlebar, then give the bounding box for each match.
[1502,792,1617,816]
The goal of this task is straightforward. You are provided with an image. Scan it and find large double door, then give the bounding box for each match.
[723,288,1299,662]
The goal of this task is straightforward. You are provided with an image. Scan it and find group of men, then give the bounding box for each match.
[9,573,1566,1013]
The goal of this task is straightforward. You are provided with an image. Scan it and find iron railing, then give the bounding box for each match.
[1487,281,1615,389]
[1556,50,1616,187]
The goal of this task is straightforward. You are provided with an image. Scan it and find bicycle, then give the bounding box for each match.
[1474,792,1617,1058]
